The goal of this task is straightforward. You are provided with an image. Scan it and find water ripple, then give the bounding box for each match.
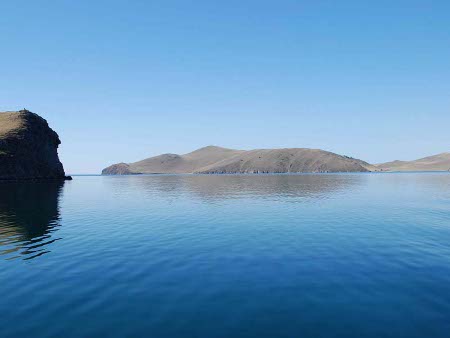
[1,174,450,337]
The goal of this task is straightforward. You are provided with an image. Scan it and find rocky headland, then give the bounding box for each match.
[0,110,71,180]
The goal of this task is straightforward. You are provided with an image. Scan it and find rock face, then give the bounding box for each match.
[0,110,70,180]
[377,152,450,171]
[102,146,377,175]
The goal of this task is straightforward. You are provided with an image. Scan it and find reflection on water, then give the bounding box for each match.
[119,174,361,201]
[0,181,64,260]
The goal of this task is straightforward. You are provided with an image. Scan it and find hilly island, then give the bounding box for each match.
[102,146,379,175]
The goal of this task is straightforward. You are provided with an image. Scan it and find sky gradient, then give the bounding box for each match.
[1,0,449,174]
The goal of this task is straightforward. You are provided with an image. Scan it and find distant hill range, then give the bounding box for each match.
[102,146,378,175]
[376,153,450,172]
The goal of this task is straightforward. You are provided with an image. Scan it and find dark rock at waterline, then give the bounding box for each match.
[0,110,70,180]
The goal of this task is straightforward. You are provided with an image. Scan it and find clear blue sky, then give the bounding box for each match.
[1,0,449,174]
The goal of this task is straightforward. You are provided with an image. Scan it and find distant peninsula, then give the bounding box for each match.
[376,153,450,172]
[0,110,71,180]
[102,146,378,175]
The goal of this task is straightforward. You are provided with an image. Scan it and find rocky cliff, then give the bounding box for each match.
[0,110,70,180]
[102,146,377,175]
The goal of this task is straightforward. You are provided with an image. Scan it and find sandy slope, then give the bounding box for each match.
[0,111,26,138]
[377,153,450,171]
[102,146,377,174]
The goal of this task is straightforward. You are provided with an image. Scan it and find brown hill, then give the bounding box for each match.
[102,146,377,175]
[377,153,450,171]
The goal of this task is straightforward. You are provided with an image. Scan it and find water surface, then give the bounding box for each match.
[1,174,450,337]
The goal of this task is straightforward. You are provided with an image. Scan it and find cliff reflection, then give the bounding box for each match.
[0,181,64,260]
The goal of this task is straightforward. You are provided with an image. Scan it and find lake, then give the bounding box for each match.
[1,173,450,338]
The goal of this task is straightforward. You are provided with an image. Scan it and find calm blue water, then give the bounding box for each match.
[1,174,450,338]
